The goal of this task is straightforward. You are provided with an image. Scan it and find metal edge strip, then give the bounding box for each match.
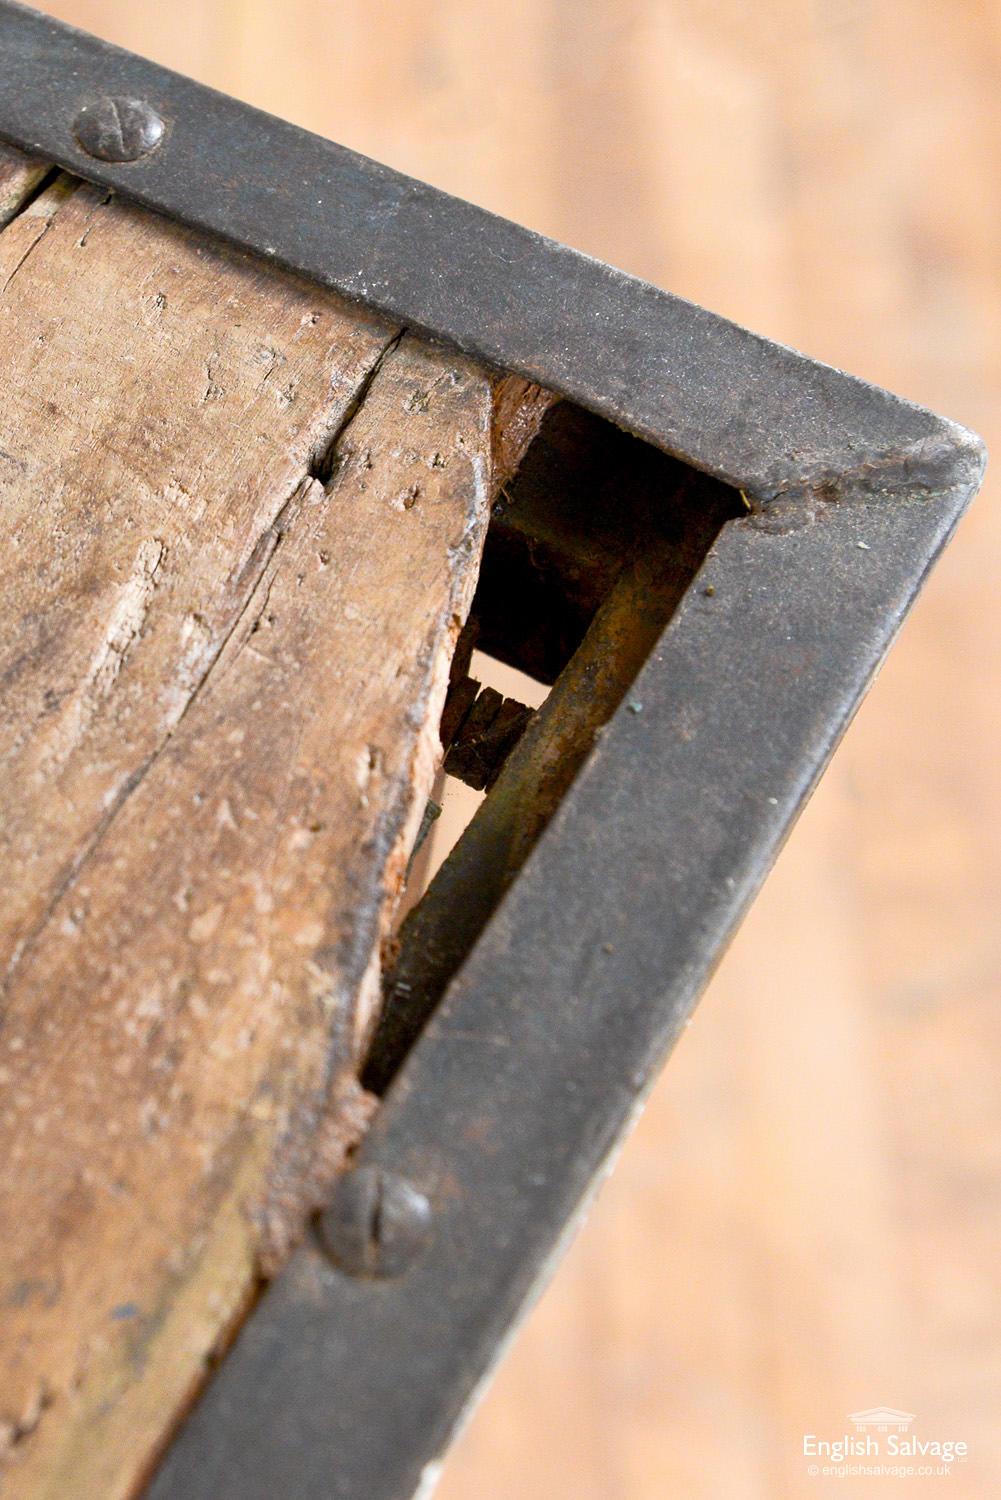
[0,3,986,1496]
[147,489,968,1500]
[0,0,985,508]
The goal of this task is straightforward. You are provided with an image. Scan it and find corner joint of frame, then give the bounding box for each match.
[742,415,986,536]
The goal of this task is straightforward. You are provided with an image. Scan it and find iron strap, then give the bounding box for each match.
[0,3,986,1498]
[0,0,984,505]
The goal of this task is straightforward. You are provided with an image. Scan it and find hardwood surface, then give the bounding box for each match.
[16,4,1001,1497]
[0,147,546,1496]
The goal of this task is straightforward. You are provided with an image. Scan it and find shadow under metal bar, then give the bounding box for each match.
[0,5,984,1498]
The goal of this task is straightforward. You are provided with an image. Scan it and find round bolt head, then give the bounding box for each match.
[73,97,165,163]
[319,1166,432,1279]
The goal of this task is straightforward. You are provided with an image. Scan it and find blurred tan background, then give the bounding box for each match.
[37,2,1000,1496]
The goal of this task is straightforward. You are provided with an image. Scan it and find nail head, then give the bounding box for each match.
[73,96,165,163]
[319,1166,432,1279]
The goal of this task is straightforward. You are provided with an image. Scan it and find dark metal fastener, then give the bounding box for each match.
[0,8,984,1499]
[318,1167,432,1279]
[72,96,165,163]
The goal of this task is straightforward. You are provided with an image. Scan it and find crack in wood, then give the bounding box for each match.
[0,140,548,1496]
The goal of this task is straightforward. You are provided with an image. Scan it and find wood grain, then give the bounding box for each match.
[5,2,1001,1497]
[0,143,542,1498]
[0,151,49,230]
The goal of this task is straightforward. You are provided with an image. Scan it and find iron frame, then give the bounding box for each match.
[0,3,986,1496]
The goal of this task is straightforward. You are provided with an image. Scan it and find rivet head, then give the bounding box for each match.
[318,1166,432,1279]
[73,97,165,163]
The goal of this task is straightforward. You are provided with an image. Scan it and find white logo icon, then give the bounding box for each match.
[848,1408,916,1435]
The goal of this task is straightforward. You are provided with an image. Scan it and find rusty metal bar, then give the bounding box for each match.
[0,5,985,1497]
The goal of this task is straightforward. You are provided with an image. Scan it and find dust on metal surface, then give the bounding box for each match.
[0,4,986,1499]
[0,0,983,503]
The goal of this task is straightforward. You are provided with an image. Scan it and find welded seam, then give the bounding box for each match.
[751,426,987,518]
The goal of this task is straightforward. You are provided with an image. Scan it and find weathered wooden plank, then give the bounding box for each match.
[0,168,394,985]
[0,144,49,230]
[0,148,541,1497]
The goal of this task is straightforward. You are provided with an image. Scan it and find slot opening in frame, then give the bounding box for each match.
[367,401,743,1095]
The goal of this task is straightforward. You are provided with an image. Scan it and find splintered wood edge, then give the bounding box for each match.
[0,143,553,1498]
[0,144,50,228]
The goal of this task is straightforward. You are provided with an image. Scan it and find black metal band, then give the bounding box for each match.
[0,0,983,505]
[0,4,985,1498]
